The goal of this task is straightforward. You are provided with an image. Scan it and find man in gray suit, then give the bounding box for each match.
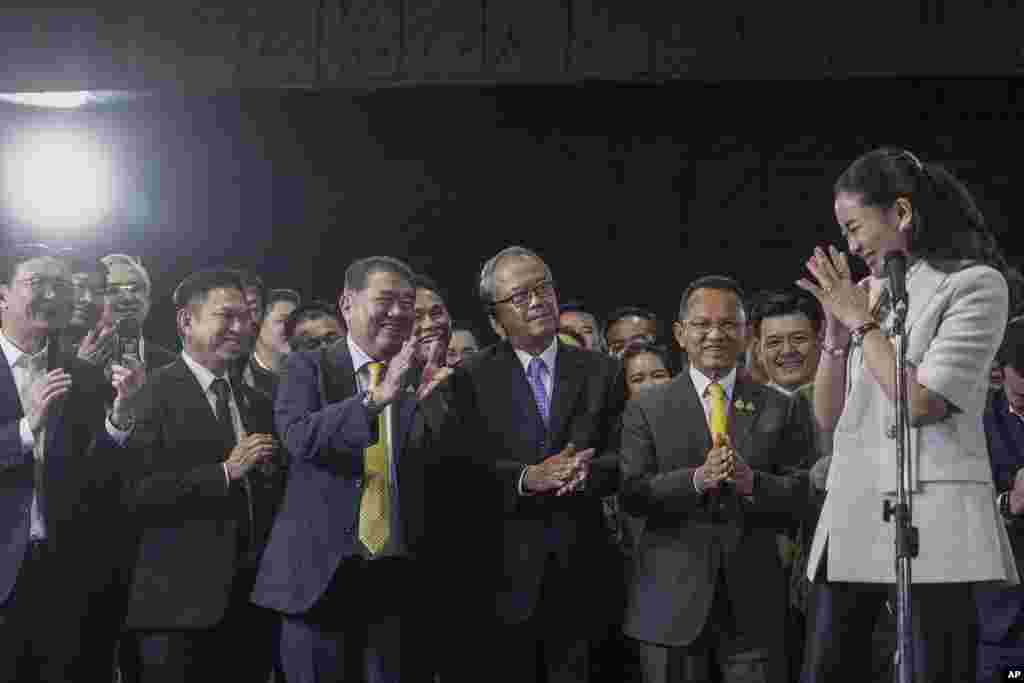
[620,275,813,683]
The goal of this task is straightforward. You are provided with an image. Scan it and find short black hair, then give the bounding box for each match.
[1,243,72,285]
[69,257,109,281]
[232,269,266,307]
[412,273,448,305]
[749,289,824,335]
[344,256,415,293]
[172,269,246,310]
[604,306,659,339]
[284,299,342,340]
[622,341,674,372]
[678,275,746,322]
[999,316,1024,375]
[264,288,301,317]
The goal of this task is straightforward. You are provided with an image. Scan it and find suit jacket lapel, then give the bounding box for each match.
[323,342,357,407]
[0,358,24,423]
[665,374,711,464]
[728,379,759,453]
[166,359,226,446]
[548,343,584,445]
[903,262,948,333]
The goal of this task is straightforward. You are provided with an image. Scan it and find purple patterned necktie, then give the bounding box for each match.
[526,357,550,426]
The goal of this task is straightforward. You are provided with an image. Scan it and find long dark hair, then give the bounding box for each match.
[835,148,1011,278]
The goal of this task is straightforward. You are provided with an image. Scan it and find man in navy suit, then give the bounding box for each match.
[0,244,145,682]
[442,246,624,683]
[977,315,1024,682]
[252,256,439,683]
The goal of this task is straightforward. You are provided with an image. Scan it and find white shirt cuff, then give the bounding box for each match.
[19,417,35,453]
[223,463,231,488]
[692,469,702,493]
[105,416,134,446]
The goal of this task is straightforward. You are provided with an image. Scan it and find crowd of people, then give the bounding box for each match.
[1,146,1023,683]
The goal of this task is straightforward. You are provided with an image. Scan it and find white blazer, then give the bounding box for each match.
[807,260,1018,583]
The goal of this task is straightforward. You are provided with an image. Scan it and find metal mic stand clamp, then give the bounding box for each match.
[882,301,918,683]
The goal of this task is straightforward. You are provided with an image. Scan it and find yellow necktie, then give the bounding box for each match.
[359,362,390,555]
[708,381,728,441]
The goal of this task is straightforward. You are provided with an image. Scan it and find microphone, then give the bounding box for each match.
[116,317,142,365]
[884,251,908,310]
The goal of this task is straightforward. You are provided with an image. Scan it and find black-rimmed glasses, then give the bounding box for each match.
[492,279,556,309]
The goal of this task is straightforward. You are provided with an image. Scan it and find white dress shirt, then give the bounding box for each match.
[1,331,132,540]
[514,337,559,495]
[180,351,247,488]
[688,364,738,494]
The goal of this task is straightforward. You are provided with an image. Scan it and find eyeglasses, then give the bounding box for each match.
[289,334,340,352]
[492,279,556,309]
[685,319,742,336]
[14,276,73,295]
[107,283,148,297]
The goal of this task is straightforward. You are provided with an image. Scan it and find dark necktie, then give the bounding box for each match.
[211,377,252,556]
[210,378,236,447]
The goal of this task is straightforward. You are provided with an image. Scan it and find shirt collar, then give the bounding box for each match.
[181,350,228,394]
[513,336,559,376]
[346,334,377,376]
[0,329,48,369]
[689,364,738,402]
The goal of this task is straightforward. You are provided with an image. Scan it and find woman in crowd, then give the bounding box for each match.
[797,147,1018,682]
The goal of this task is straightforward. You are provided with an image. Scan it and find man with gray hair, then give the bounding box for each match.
[100,254,176,371]
[442,245,624,682]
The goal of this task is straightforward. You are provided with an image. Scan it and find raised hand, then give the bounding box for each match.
[796,245,873,332]
[524,442,580,494]
[26,369,73,434]
[76,324,116,367]
[372,339,420,405]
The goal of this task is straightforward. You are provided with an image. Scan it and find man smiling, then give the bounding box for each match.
[754,290,823,396]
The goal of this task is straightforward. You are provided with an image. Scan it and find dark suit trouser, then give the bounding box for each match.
[484,553,592,683]
[801,581,975,683]
[628,569,772,683]
[977,624,1024,683]
[123,568,279,683]
[0,540,92,683]
[279,557,424,683]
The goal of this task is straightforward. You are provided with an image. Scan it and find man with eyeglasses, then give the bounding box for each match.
[441,245,624,683]
[284,300,345,353]
[0,244,147,681]
[619,275,813,683]
[100,254,177,372]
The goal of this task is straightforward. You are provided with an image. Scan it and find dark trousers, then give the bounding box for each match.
[0,539,100,682]
[628,570,773,683]
[278,557,424,683]
[485,553,593,683]
[977,627,1024,683]
[123,568,279,683]
[801,581,975,683]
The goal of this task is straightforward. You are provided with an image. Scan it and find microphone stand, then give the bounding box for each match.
[883,299,918,683]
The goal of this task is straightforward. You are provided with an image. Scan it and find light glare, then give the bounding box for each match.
[0,92,96,109]
[2,128,116,231]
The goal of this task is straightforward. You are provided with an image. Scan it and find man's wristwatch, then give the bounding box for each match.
[999,491,1014,519]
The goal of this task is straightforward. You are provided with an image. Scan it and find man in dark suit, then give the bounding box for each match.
[443,246,624,683]
[0,244,145,682]
[620,275,813,683]
[976,315,1024,682]
[252,256,439,683]
[118,269,285,682]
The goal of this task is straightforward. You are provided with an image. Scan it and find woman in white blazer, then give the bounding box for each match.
[795,148,1017,683]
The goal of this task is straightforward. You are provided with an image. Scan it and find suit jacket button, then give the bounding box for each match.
[886,425,897,439]
[354,478,363,489]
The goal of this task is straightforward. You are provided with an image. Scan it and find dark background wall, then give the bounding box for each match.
[2,78,1022,347]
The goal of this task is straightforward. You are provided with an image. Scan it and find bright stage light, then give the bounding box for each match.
[2,127,117,232]
[0,92,94,109]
